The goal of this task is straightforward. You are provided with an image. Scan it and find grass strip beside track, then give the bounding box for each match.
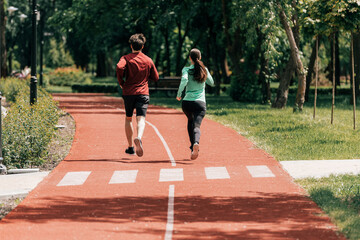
[297,175,360,240]
[150,93,360,161]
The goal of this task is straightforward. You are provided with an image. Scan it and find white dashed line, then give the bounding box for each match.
[159,168,184,182]
[246,165,275,178]
[109,170,138,184]
[57,171,91,186]
[205,167,230,180]
[164,185,175,240]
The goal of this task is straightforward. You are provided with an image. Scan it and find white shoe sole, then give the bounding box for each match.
[134,138,143,157]
[191,144,199,160]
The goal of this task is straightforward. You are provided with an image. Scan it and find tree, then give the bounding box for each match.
[276,0,307,111]
[1,0,7,77]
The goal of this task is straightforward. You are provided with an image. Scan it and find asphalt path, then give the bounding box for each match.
[0,94,344,240]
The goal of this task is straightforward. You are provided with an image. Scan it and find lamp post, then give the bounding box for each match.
[30,0,37,105]
[0,92,6,174]
[7,6,19,75]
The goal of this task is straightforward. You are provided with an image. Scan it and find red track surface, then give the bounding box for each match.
[0,94,344,240]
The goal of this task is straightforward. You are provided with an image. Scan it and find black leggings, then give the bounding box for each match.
[182,100,206,150]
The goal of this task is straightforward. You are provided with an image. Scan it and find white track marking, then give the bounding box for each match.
[57,171,91,186]
[246,165,275,178]
[205,167,230,180]
[164,185,175,240]
[109,170,138,184]
[159,168,184,182]
[146,120,176,166]
[104,104,176,166]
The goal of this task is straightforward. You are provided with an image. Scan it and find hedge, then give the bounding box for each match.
[72,83,121,94]
[0,78,59,168]
[270,87,353,95]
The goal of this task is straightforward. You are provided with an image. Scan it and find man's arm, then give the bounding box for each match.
[149,62,159,82]
[116,57,127,87]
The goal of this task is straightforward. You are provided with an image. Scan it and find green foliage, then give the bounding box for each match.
[2,84,59,168]
[0,78,28,103]
[229,74,262,102]
[45,38,74,68]
[45,67,92,86]
[298,174,360,239]
[300,0,360,35]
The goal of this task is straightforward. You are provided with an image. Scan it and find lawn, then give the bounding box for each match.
[297,174,360,240]
[150,92,360,161]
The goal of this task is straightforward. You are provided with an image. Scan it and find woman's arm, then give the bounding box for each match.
[176,67,189,99]
[205,68,215,87]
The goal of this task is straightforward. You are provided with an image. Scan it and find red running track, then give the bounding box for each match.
[0,93,344,240]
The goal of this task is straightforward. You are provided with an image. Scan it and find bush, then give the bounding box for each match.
[2,85,59,168]
[72,83,121,94]
[229,73,262,102]
[0,77,28,103]
[45,67,92,87]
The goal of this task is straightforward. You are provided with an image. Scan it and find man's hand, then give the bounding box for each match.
[176,97,181,101]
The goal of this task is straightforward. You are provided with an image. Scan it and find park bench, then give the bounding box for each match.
[149,76,181,97]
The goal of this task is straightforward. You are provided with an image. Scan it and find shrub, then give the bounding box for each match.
[46,67,92,86]
[230,73,262,102]
[0,77,28,103]
[2,87,59,168]
[72,83,121,94]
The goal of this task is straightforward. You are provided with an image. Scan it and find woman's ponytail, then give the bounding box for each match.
[190,49,207,83]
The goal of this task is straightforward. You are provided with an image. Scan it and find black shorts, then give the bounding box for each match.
[123,95,150,117]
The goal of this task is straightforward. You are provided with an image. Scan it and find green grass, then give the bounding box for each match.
[297,175,360,240]
[45,85,73,93]
[150,93,360,161]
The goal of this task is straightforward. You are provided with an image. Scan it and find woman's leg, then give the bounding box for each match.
[193,101,206,145]
[182,101,195,149]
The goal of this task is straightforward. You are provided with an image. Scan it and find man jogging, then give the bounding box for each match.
[116,33,159,157]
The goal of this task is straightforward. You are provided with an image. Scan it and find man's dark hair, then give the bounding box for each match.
[129,33,146,51]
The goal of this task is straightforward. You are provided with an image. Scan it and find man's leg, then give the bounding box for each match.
[136,116,146,139]
[133,95,149,157]
[134,116,145,157]
[125,116,134,148]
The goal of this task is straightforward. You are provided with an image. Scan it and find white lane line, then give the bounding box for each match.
[57,171,91,186]
[159,168,184,182]
[246,165,275,178]
[164,185,175,240]
[146,120,176,167]
[109,170,138,184]
[205,167,230,180]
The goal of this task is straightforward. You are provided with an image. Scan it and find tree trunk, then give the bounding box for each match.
[335,32,340,87]
[221,0,243,78]
[0,0,7,77]
[163,29,171,76]
[257,28,270,104]
[277,2,307,111]
[175,20,189,76]
[305,38,318,102]
[272,1,299,108]
[221,52,230,84]
[353,32,360,103]
[96,51,107,78]
[272,56,295,108]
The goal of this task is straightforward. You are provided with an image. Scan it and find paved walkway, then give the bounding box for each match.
[0,94,344,239]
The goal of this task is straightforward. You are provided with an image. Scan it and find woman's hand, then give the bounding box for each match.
[176,97,182,101]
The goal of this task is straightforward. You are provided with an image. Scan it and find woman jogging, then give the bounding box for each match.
[176,48,214,160]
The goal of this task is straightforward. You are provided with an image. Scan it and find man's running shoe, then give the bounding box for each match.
[134,137,144,157]
[191,143,199,160]
[125,147,135,155]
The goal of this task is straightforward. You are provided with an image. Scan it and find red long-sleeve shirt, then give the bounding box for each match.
[116,52,159,95]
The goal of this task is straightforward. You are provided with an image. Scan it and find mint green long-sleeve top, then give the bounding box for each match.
[176,65,215,103]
